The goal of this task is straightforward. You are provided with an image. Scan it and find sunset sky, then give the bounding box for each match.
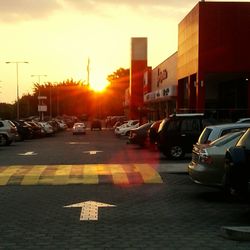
[0,0,247,103]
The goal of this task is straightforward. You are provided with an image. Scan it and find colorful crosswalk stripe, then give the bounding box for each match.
[0,164,163,185]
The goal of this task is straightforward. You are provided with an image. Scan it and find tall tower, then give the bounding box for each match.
[129,37,148,119]
[86,57,90,87]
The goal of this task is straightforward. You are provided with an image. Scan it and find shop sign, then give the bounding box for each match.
[38,105,47,112]
[144,92,155,102]
[157,69,168,85]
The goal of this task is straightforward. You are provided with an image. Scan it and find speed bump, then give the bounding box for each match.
[0,164,163,185]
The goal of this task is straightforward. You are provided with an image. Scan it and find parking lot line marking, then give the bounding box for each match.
[97,164,111,175]
[38,166,58,185]
[110,164,129,185]
[82,165,98,184]
[67,165,85,184]
[135,164,163,184]
[0,166,20,185]
[53,165,72,185]
[21,165,48,185]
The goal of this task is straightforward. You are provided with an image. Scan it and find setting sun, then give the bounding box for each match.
[89,81,109,92]
[89,75,110,92]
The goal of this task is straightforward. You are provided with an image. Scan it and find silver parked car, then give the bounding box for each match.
[188,130,245,187]
[0,119,18,146]
[197,123,250,145]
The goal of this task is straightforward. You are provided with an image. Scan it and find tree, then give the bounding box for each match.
[104,68,130,115]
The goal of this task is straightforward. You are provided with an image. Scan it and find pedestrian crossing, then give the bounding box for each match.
[0,164,163,185]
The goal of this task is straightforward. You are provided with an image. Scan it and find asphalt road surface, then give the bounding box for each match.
[0,129,250,249]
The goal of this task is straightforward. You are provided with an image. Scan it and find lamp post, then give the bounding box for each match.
[5,61,29,120]
[0,81,2,101]
[31,74,47,120]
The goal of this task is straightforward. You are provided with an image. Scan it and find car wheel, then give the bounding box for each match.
[0,135,9,146]
[223,155,248,198]
[167,145,184,160]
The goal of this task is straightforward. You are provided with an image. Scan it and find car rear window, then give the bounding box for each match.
[210,131,244,147]
[221,127,248,136]
[198,127,213,144]
[8,120,16,127]
[237,129,250,149]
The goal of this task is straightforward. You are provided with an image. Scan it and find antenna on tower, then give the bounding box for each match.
[86,57,90,86]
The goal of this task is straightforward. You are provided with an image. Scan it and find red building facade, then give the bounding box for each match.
[177,2,250,119]
[129,37,148,119]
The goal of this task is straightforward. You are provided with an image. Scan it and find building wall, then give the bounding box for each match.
[199,2,250,74]
[144,52,177,119]
[177,1,250,115]
[177,4,199,79]
[129,37,147,119]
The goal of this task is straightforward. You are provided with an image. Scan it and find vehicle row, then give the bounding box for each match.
[116,113,250,198]
[0,118,68,146]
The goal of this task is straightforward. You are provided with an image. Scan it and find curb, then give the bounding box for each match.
[156,163,188,173]
[221,226,250,241]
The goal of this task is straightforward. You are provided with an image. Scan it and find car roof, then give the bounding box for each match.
[169,113,204,117]
[236,118,250,123]
[205,123,250,129]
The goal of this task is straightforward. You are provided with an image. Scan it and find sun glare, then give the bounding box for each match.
[89,79,110,92]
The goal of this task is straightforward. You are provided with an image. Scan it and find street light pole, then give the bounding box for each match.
[5,61,29,120]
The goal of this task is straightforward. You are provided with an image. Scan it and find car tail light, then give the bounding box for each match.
[131,132,136,138]
[10,127,17,133]
[199,149,213,165]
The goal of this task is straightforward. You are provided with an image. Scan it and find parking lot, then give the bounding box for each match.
[0,129,250,248]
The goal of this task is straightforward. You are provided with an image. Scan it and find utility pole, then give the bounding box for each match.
[5,61,29,120]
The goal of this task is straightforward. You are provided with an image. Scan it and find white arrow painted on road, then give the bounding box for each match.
[83,150,103,155]
[18,151,38,156]
[64,201,116,221]
[68,142,90,145]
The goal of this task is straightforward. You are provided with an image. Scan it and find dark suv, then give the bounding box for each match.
[224,128,250,196]
[157,113,213,159]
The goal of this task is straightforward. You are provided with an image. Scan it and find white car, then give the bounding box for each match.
[197,123,250,145]
[72,122,86,135]
[115,120,139,136]
[38,122,54,135]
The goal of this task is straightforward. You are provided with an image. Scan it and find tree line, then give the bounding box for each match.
[0,68,129,120]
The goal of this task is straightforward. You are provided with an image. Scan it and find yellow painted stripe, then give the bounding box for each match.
[0,164,163,185]
[0,166,20,185]
[134,164,163,183]
[21,165,47,185]
[82,165,98,184]
[97,164,111,175]
[110,164,129,184]
[67,165,84,184]
[53,165,72,185]
[38,165,57,185]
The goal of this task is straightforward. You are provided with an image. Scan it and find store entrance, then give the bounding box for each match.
[205,73,249,121]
